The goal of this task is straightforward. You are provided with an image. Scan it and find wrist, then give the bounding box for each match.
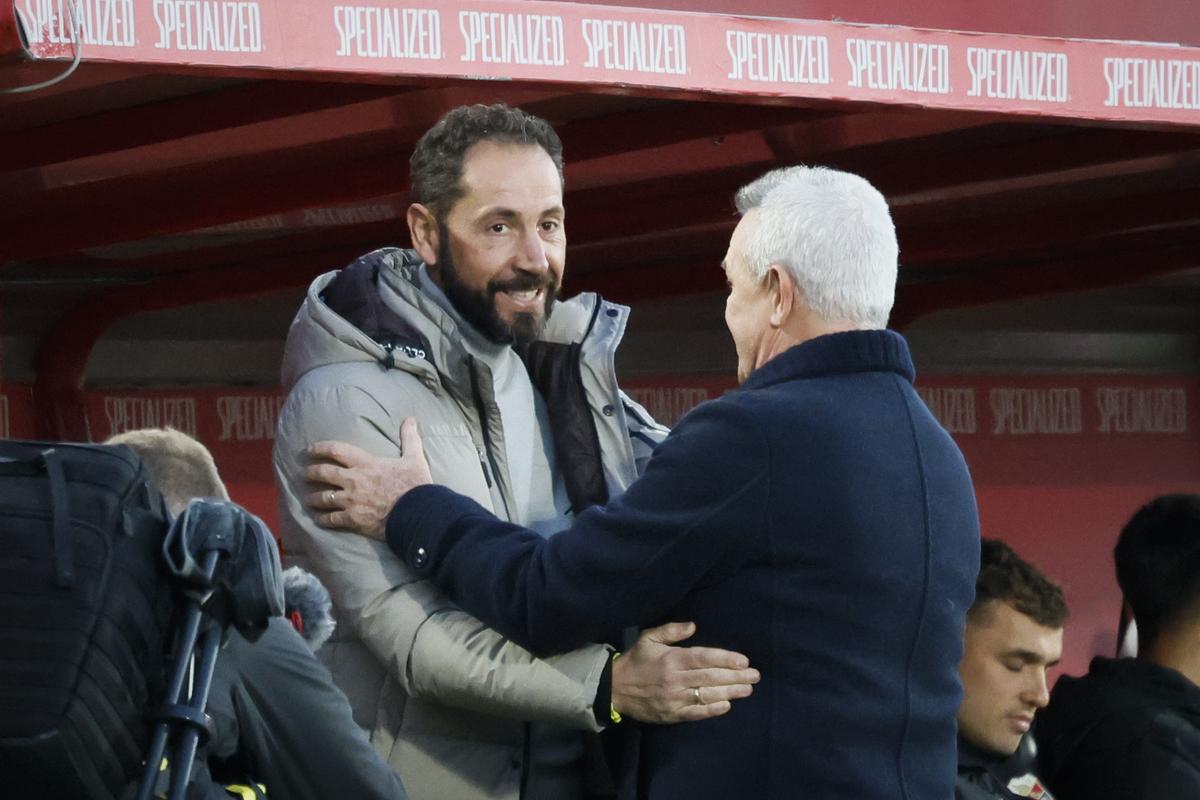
[609,652,623,724]
[593,649,619,728]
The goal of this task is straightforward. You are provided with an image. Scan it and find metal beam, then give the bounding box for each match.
[0,82,414,172]
[5,136,410,262]
[1,68,230,132]
[569,224,735,274]
[763,108,1003,161]
[561,102,836,162]
[3,97,801,260]
[566,162,766,244]
[866,129,1200,199]
[570,257,727,304]
[892,239,1200,328]
[898,186,1200,267]
[25,218,405,276]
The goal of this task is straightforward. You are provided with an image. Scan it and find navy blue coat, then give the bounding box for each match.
[389,330,980,800]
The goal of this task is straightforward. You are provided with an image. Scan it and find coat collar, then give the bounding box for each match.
[739,329,915,392]
[296,247,630,397]
[957,735,1006,770]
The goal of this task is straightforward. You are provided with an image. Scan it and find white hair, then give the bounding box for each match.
[734,166,898,329]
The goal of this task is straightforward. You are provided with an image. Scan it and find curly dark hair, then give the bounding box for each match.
[409,103,564,218]
[1116,494,1200,648]
[969,539,1068,628]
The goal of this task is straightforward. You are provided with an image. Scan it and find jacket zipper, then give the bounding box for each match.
[466,354,501,497]
[474,445,493,488]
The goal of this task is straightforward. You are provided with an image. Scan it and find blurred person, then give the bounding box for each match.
[309,165,980,799]
[1037,495,1200,797]
[107,427,407,800]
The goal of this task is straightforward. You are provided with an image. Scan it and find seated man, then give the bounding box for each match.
[956,539,1065,800]
[1037,494,1200,798]
[107,427,406,800]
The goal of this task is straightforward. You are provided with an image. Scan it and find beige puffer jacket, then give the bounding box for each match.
[272,248,665,800]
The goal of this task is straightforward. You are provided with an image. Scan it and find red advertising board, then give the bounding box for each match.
[0,382,285,538]
[82,387,286,533]
[15,0,1200,126]
[925,375,1200,677]
[626,373,1200,486]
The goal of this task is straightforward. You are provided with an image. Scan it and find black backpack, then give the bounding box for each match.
[0,440,175,800]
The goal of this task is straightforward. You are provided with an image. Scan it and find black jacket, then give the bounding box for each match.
[1037,657,1200,799]
[387,331,981,800]
[957,736,1055,800]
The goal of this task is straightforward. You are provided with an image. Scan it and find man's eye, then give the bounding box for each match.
[1004,662,1024,673]
[489,223,508,234]
[541,220,561,232]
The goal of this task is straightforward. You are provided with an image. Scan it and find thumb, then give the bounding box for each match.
[644,620,696,646]
[400,417,426,461]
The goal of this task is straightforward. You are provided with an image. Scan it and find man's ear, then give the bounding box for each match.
[407,204,439,267]
[767,264,795,327]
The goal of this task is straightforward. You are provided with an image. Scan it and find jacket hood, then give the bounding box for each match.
[280,249,413,391]
[279,247,626,393]
[1037,657,1200,779]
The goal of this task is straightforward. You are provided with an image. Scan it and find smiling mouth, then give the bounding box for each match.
[498,287,546,310]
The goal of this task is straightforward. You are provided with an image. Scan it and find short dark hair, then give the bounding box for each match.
[1115,494,1200,647]
[409,103,564,218]
[969,539,1068,628]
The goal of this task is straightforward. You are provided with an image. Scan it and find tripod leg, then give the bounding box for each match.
[136,550,221,800]
[167,623,223,800]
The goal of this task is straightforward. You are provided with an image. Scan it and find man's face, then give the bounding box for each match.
[958,601,1064,756]
[433,140,565,345]
[723,211,775,384]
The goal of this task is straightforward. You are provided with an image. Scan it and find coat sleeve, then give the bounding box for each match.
[390,399,771,656]
[273,378,610,730]
[1043,713,1200,799]
[1112,723,1200,797]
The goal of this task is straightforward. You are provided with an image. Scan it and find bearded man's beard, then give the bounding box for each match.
[437,228,560,346]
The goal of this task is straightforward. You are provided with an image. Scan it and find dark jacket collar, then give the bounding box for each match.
[319,249,432,365]
[740,329,915,392]
[957,736,1006,771]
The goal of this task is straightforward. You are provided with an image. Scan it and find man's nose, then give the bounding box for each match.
[515,226,550,273]
[1023,668,1051,709]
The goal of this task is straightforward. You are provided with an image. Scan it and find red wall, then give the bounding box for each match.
[933,375,1199,678]
[4,374,1199,679]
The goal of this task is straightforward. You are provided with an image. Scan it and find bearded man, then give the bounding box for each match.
[273,103,759,800]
